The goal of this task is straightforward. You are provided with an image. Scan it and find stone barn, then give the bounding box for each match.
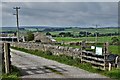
[34,32,56,43]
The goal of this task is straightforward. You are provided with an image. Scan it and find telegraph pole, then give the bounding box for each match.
[86,30,87,42]
[13,7,20,42]
[95,24,98,44]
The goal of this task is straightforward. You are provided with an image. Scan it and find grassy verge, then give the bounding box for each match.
[1,66,21,80]
[11,46,120,79]
[104,68,120,79]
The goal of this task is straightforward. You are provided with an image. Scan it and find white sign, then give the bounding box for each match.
[96,47,102,55]
[91,46,95,49]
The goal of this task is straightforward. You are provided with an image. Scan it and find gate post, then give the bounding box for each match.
[80,42,83,63]
[0,43,4,74]
[103,42,109,70]
[4,43,11,74]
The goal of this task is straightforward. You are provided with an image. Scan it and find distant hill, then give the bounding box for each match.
[1,26,119,32]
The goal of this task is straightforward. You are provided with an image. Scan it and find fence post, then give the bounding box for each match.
[108,63,112,71]
[103,56,106,70]
[4,43,11,74]
[115,56,119,68]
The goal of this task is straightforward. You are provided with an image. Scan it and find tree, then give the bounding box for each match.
[59,32,65,37]
[46,32,51,35]
[111,37,119,45]
[25,31,34,41]
[65,32,73,37]
[59,32,73,37]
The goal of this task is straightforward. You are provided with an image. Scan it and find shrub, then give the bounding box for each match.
[25,31,34,41]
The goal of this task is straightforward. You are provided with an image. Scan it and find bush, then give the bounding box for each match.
[111,37,119,45]
[25,31,34,41]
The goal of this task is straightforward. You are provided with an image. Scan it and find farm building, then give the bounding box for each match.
[34,32,56,43]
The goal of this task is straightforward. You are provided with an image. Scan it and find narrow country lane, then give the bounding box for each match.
[11,49,110,80]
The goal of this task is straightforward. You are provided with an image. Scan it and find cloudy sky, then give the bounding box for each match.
[2,2,118,27]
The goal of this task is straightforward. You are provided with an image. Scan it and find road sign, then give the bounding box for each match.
[96,47,102,55]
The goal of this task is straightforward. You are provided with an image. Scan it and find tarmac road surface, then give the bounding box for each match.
[11,49,110,80]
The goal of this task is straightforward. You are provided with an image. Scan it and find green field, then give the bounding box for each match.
[49,27,119,35]
[65,28,119,34]
[54,36,116,43]
[109,45,119,55]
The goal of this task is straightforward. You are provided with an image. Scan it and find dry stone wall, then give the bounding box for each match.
[11,42,81,58]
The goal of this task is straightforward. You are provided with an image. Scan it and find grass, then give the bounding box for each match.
[109,45,119,55]
[11,46,120,79]
[1,66,21,80]
[54,37,82,42]
[54,36,115,43]
[104,68,120,79]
